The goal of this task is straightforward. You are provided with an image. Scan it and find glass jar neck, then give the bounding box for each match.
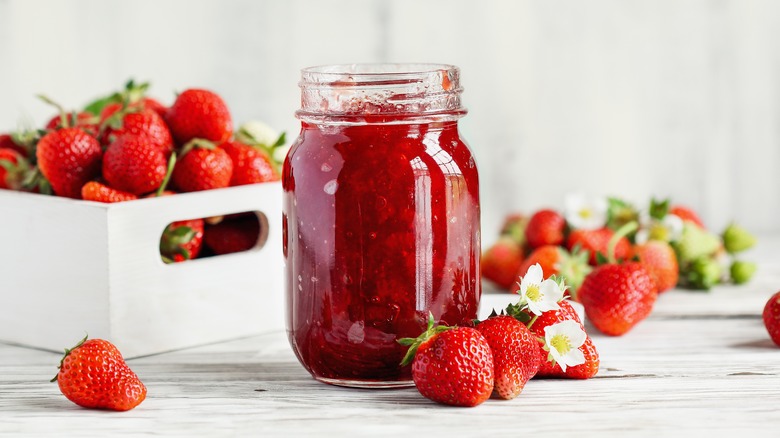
[297,63,466,125]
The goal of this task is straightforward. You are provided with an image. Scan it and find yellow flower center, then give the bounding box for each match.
[648,223,669,241]
[526,284,541,302]
[578,208,593,220]
[550,334,572,355]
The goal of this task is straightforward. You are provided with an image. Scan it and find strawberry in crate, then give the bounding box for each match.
[0,79,285,264]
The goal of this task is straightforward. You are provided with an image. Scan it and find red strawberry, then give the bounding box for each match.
[567,227,631,266]
[204,215,260,255]
[45,112,100,135]
[141,97,167,118]
[481,236,525,289]
[103,135,168,195]
[399,317,494,407]
[172,140,233,192]
[165,89,233,145]
[0,148,29,190]
[160,219,205,262]
[52,336,146,411]
[633,240,679,293]
[526,300,599,379]
[763,291,780,346]
[670,205,705,229]
[0,133,30,157]
[81,181,138,203]
[578,262,657,336]
[100,104,174,155]
[36,128,102,199]
[525,209,565,248]
[219,140,279,186]
[499,213,529,246]
[476,315,540,399]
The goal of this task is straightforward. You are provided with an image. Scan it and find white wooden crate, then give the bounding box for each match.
[0,182,284,358]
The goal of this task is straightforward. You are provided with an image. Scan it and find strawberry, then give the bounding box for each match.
[476,315,540,399]
[165,89,233,145]
[525,209,565,248]
[171,140,233,192]
[499,213,529,246]
[567,227,631,266]
[669,205,705,229]
[722,222,756,254]
[52,336,146,411]
[81,181,138,203]
[512,245,592,296]
[763,291,780,346]
[204,215,260,255]
[99,103,174,155]
[0,148,29,190]
[45,112,100,135]
[0,133,30,157]
[219,140,279,186]
[103,135,168,195]
[481,236,525,289]
[579,262,657,336]
[160,219,205,262]
[141,97,168,118]
[399,316,494,407]
[524,300,599,379]
[36,128,102,199]
[730,260,756,285]
[633,240,679,293]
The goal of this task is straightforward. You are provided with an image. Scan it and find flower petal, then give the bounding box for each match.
[523,263,543,284]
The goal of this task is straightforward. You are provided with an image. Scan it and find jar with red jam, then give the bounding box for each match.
[283,63,480,388]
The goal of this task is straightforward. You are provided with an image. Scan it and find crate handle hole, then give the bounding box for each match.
[160,211,269,264]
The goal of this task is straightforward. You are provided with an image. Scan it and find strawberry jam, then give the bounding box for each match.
[283,64,480,387]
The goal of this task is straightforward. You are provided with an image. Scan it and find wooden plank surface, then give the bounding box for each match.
[2,237,779,436]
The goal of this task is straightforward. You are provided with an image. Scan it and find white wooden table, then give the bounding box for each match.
[3,237,780,436]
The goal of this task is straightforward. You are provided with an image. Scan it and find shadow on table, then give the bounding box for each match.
[730,338,778,350]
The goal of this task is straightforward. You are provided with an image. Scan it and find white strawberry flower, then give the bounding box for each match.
[517,264,563,316]
[543,320,587,372]
[635,212,684,244]
[565,194,608,230]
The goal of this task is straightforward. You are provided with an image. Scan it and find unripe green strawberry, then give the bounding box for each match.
[730,260,757,285]
[684,256,723,290]
[673,222,721,263]
[722,223,756,254]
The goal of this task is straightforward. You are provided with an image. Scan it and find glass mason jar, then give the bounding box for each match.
[283,63,480,388]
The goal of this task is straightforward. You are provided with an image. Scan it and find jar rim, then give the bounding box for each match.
[301,63,459,82]
[298,63,464,123]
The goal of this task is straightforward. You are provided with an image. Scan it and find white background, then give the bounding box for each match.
[1,0,778,237]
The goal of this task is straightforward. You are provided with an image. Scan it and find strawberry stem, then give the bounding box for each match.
[155,152,177,197]
[607,221,638,264]
[526,314,540,330]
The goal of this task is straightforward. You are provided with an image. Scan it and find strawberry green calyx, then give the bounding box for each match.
[730,260,757,285]
[398,312,452,367]
[648,198,670,221]
[21,167,52,195]
[722,223,757,254]
[606,221,638,264]
[555,247,591,297]
[160,224,196,263]
[37,95,70,129]
[606,197,639,231]
[51,334,88,382]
